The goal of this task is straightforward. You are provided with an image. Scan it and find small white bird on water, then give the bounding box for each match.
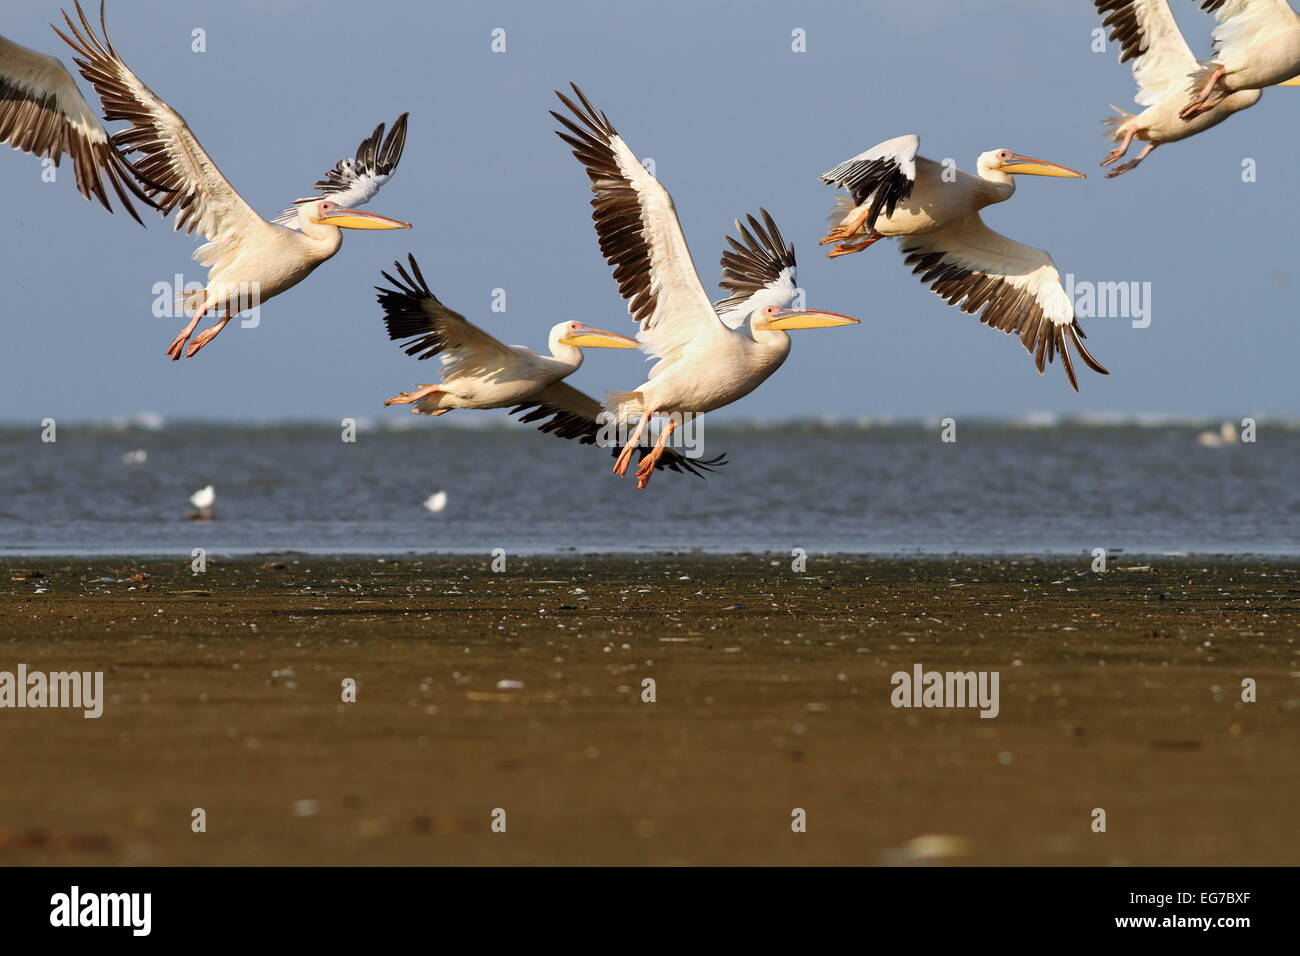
[1197,421,1239,447]
[188,484,215,520]
[423,491,448,513]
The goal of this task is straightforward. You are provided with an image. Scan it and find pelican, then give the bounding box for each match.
[552,85,860,490]
[377,255,726,480]
[1094,0,1292,176]
[819,135,1107,391]
[0,27,155,219]
[53,2,412,360]
[1181,0,1300,118]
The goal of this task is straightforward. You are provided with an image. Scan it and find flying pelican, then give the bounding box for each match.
[552,85,860,490]
[1094,0,1289,176]
[377,255,726,480]
[53,2,412,360]
[819,135,1107,391]
[1181,0,1300,118]
[0,27,155,220]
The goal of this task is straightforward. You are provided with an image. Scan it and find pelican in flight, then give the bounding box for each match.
[0,27,154,219]
[819,135,1107,391]
[53,2,412,360]
[1181,0,1300,118]
[552,85,860,490]
[377,255,727,480]
[1094,0,1292,176]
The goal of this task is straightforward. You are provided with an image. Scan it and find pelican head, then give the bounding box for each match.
[982,149,1086,179]
[752,305,861,331]
[554,321,639,349]
[301,199,412,230]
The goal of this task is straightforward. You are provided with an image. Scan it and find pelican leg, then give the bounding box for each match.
[1105,142,1158,178]
[826,235,883,258]
[384,384,441,406]
[1180,66,1226,119]
[184,310,233,359]
[613,413,652,479]
[634,418,678,490]
[818,206,871,245]
[166,306,208,361]
[1100,127,1137,167]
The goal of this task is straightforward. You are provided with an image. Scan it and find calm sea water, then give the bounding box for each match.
[1,418,1297,557]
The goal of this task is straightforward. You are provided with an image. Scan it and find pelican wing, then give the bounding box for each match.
[1199,0,1297,64]
[0,34,150,220]
[54,1,265,243]
[820,134,919,233]
[510,381,727,479]
[272,114,409,228]
[551,84,727,374]
[899,214,1109,391]
[1093,0,1199,105]
[713,209,798,329]
[376,254,514,379]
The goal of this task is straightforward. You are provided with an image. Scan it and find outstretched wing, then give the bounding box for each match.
[510,381,728,479]
[273,113,409,228]
[551,83,729,375]
[899,213,1109,391]
[376,254,515,380]
[820,134,919,233]
[0,32,152,220]
[713,208,798,329]
[55,0,266,245]
[1093,0,1200,105]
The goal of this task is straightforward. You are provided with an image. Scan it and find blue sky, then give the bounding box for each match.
[3,0,1296,422]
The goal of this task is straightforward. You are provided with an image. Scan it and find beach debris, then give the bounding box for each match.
[11,570,45,582]
[495,679,525,690]
[291,799,321,817]
[121,449,148,465]
[881,833,972,865]
[187,485,215,521]
[423,490,448,513]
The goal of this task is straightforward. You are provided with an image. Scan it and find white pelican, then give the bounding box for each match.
[54,2,413,360]
[423,490,448,513]
[1181,0,1300,118]
[377,255,725,480]
[1094,0,1288,176]
[0,27,155,219]
[552,85,861,490]
[819,135,1107,391]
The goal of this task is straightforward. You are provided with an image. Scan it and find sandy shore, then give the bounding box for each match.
[0,553,1296,865]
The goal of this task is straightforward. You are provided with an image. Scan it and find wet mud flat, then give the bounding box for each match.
[0,553,1296,865]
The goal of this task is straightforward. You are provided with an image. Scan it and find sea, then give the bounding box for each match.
[1,416,1297,557]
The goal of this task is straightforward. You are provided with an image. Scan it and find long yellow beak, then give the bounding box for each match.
[1279,76,1300,86]
[321,208,413,230]
[560,325,639,348]
[1000,155,1087,179]
[766,309,861,331]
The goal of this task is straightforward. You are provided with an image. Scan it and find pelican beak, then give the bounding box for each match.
[1000,155,1087,179]
[560,325,639,348]
[320,207,413,230]
[766,309,861,331]
[1279,76,1300,86]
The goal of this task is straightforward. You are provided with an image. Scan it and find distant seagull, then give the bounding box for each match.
[423,491,448,513]
[1197,422,1239,447]
[121,449,147,464]
[187,484,215,520]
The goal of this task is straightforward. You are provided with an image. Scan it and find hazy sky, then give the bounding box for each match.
[3,0,1296,422]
